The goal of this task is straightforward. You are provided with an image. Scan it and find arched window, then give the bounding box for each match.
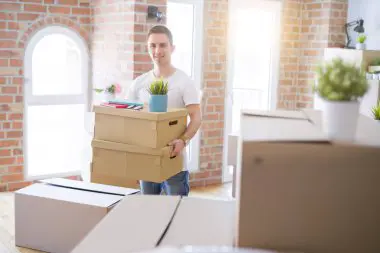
[24,25,91,180]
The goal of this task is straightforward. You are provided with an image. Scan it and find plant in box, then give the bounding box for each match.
[147,77,169,112]
[313,57,369,141]
[372,101,380,121]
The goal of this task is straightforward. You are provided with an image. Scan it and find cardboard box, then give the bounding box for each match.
[91,139,183,183]
[93,105,188,148]
[71,195,236,253]
[235,109,380,253]
[15,178,139,253]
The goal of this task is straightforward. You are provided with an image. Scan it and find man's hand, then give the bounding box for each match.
[168,139,185,158]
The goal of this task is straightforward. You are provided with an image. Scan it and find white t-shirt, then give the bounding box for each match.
[126,68,201,171]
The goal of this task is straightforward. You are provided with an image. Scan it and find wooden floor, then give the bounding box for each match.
[0,183,232,253]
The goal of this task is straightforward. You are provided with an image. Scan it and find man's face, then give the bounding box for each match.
[147,33,175,66]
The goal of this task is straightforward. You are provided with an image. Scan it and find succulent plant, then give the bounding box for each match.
[356,34,367,44]
[148,77,169,95]
[313,57,369,101]
[372,101,380,120]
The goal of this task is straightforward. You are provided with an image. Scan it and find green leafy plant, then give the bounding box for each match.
[93,83,122,94]
[148,77,169,95]
[357,34,367,44]
[313,57,369,101]
[370,58,380,66]
[372,101,380,120]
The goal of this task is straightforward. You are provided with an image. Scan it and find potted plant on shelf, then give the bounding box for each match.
[356,34,367,50]
[372,101,380,122]
[368,58,380,80]
[147,77,169,112]
[94,83,122,101]
[313,57,369,142]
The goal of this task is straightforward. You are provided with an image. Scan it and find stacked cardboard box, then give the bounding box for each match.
[235,109,380,253]
[91,105,188,189]
[14,178,139,253]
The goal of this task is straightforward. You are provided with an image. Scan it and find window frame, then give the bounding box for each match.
[167,0,204,172]
[23,25,90,180]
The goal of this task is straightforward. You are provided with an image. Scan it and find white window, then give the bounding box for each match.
[166,0,204,171]
[24,25,91,180]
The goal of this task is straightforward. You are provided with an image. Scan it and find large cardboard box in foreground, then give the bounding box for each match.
[15,178,139,253]
[93,105,188,148]
[91,139,183,183]
[235,109,380,253]
[71,195,236,253]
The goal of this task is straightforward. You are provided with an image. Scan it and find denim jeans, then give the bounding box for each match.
[139,171,190,196]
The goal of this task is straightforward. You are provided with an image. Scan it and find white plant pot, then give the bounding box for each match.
[356,43,366,50]
[322,100,360,142]
[104,92,115,102]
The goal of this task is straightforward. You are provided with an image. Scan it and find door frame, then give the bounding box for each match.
[23,25,90,180]
[222,0,282,182]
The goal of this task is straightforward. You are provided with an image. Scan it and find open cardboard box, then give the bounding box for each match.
[235,109,380,253]
[15,178,139,253]
[93,105,188,149]
[91,139,183,183]
[71,195,236,253]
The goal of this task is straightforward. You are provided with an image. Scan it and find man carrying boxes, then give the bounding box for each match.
[126,25,202,196]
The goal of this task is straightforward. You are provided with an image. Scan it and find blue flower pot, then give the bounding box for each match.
[149,94,168,112]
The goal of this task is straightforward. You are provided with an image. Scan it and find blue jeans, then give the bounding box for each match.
[139,171,190,196]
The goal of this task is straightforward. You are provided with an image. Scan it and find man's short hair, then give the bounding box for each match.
[148,25,173,45]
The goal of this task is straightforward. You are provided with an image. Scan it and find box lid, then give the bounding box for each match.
[241,109,329,143]
[160,197,236,246]
[92,139,173,156]
[93,105,188,121]
[15,183,124,208]
[71,195,181,253]
[39,177,139,196]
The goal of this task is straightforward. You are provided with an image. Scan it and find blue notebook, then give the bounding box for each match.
[108,99,144,106]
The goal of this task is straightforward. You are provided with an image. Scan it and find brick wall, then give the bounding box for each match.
[0,0,91,192]
[189,0,227,187]
[278,0,348,110]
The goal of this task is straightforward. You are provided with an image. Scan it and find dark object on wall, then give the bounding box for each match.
[345,18,365,49]
[147,6,166,23]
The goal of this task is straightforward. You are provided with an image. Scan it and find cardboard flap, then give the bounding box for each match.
[242,109,309,120]
[93,105,188,121]
[241,110,329,143]
[92,139,170,156]
[71,195,181,253]
[160,197,236,247]
[39,178,139,196]
[15,183,123,208]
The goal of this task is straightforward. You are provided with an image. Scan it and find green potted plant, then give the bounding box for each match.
[372,101,380,121]
[356,34,367,50]
[147,77,169,112]
[368,58,380,80]
[313,57,369,141]
[93,83,122,101]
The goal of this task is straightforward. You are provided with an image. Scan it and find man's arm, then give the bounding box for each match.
[169,104,201,157]
[181,104,202,140]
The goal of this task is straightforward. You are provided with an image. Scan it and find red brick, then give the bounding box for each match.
[49,7,71,14]
[72,8,91,15]
[0,157,15,166]
[0,3,22,12]
[57,0,78,5]
[8,181,32,191]
[24,4,47,12]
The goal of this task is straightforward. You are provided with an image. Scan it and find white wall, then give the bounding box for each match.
[348,0,380,50]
